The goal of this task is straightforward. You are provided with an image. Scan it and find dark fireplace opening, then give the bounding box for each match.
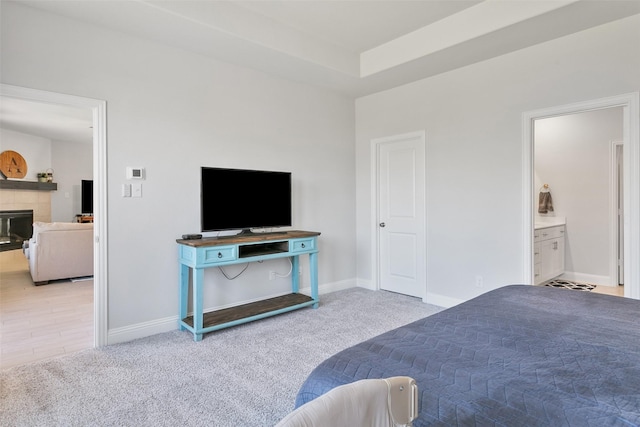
[0,210,34,252]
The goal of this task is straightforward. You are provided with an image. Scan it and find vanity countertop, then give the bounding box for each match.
[535,217,566,230]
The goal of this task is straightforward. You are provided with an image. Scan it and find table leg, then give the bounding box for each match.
[310,252,319,308]
[291,255,300,293]
[193,268,204,342]
[179,264,189,330]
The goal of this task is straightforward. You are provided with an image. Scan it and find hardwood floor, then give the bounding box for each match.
[591,283,625,297]
[0,249,93,370]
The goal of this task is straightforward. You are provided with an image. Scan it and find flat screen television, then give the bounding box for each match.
[201,167,292,234]
[81,179,93,215]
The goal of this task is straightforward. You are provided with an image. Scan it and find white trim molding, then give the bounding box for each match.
[108,279,358,344]
[610,140,624,287]
[108,316,177,345]
[1,84,109,345]
[522,92,640,299]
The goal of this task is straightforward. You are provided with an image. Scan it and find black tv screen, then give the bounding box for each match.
[81,179,93,214]
[201,167,292,233]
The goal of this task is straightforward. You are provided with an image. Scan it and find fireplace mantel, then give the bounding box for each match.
[0,180,57,191]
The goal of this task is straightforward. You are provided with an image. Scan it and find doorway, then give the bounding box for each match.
[522,92,640,299]
[534,108,623,288]
[0,84,108,347]
[371,131,426,301]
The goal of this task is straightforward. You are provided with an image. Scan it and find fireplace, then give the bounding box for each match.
[0,210,33,252]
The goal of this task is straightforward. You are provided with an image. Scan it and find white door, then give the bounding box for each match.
[376,132,426,299]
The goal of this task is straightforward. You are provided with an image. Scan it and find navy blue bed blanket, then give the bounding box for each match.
[295,285,640,426]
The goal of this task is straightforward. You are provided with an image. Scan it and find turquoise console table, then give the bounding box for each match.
[177,230,320,341]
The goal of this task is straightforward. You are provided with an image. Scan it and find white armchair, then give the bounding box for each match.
[24,222,94,285]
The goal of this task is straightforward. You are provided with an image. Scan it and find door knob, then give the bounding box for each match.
[379,222,386,227]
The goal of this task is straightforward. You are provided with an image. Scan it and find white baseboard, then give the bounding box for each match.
[560,272,615,287]
[107,278,467,345]
[425,292,464,308]
[354,278,460,308]
[356,278,375,291]
[107,278,359,345]
[108,316,178,345]
[316,278,357,294]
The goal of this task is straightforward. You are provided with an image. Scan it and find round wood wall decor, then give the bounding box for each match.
[0,150,28,179]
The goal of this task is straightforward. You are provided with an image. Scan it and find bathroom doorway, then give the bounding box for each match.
[522,92,640,300]
[534,108,623,289]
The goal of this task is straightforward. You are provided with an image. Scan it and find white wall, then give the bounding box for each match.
[0,128,52,179]
[535,108,622,284]
[1,2,356,337]
[0,128,90,222]
[355,14,640,305]
[50,140,93,222]
[0,128,54,223]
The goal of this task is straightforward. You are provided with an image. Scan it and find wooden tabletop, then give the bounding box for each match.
[176,230,320,247]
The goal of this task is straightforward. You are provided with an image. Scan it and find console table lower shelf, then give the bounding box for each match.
[180,293,316,332]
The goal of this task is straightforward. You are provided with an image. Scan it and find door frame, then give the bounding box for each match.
[522,92,639,299]
[1,83,108,346]
[610,140,623,286]
[370,130,427,301]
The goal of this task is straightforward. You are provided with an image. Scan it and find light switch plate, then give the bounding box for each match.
[132,182,142,198]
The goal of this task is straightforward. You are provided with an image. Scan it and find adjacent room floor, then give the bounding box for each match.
[0,249,93,370]
[590,282,625,297]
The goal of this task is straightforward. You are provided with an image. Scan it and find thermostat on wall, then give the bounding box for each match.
[126,167,145,180]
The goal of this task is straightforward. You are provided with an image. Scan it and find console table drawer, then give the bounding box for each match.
[202,246,237,264]
[290,238,315,253]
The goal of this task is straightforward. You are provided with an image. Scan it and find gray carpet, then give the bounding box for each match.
[0,287,443,426]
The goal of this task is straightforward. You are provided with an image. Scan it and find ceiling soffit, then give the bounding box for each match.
[12,0,640,97]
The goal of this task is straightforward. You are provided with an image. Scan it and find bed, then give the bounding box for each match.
[295,285,640,426]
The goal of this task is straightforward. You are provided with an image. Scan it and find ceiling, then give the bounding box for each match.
[2,0,640,142]
[0,97,93,144]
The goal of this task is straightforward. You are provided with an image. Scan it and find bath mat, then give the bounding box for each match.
[545,279,596,291]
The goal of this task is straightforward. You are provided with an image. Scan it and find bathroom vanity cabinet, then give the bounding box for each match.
[534,224,565,285]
